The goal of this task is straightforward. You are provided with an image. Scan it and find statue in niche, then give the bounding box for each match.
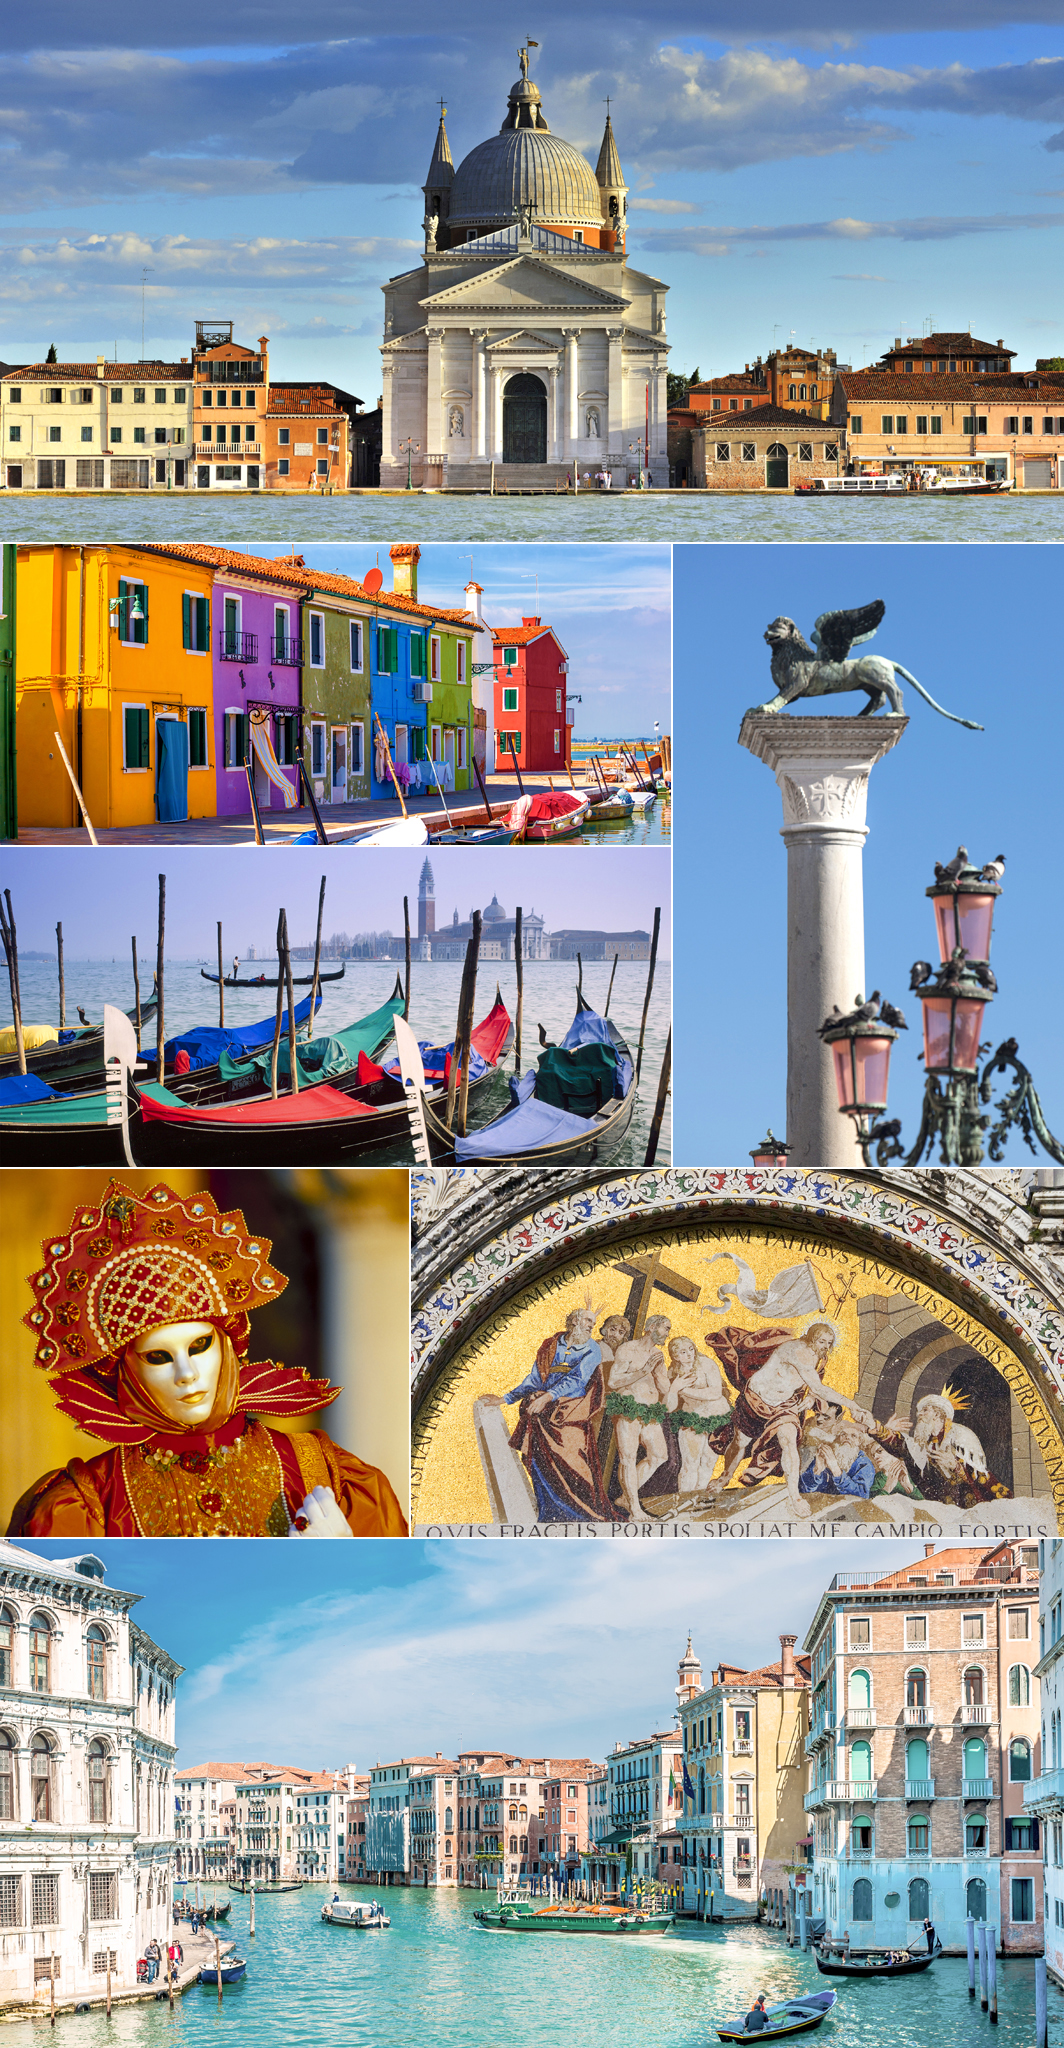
[423,212,437,251]
[448,408,465,439]
[585,407,601,439]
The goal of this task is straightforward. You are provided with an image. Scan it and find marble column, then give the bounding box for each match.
[607,328,624,457]
[547,365,560,462]
[565,330,579,452]
[472,333,488,460]
[426,328,444,457]
[739,713,908,1168]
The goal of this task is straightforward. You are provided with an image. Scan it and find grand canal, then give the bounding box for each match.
[0,1888,1043,2048]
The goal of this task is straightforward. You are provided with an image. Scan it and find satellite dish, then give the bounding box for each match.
[363,567,384,595]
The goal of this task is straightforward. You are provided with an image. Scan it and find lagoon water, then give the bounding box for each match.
[3,492,1062,546]
[0,1886,1040,2048]
[4,953,671,1164]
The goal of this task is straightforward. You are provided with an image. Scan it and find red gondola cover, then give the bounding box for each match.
[138,1082,375,1126]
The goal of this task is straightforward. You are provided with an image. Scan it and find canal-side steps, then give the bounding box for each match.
[0,1927,223,2021]
[439,462,617,494]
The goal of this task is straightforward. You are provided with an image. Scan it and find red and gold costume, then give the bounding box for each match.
[12,1179,407,1538]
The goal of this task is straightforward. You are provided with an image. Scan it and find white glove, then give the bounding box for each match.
[287,1485,354,1539]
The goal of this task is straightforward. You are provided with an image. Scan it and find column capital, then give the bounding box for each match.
[739,713,907,832]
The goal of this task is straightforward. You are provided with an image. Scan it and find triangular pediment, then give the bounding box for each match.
[420,256,628,315]
[485,330,563,353]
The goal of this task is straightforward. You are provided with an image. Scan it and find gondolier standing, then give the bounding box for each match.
[922,1916,936,1955]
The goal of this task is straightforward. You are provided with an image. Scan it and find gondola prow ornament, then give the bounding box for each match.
[749,601,983,729]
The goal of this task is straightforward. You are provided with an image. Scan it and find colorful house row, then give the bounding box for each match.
[0,321,379,494]
[12,544,476,830]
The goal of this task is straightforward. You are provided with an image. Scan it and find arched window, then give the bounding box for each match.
[31,1734,54,1821]
[29,1615,52,1695]
[850,1741,872,1783]
[699,1766,706,1815]
[1010,1738,1032,1782]
[799,385,807,400]
[905,1739,930,1781]
[966,1813,987,1853]
[908,1876,929,1919]
[0,1731,15,1819]
[964,1667,984,1705]
[907,1813,929,1855]
[444,1807,453,1832]
[0,1607,14,1688]
[86,1626,106,1701]
[1008,1666,1031,1707]
[852,1878,873,1920]
[966,1877,986,1919]
[963,1737,987,1781]
[88,1740,110,1824]
[811,385,818,400]
[906,1669,927,1708]
[848,1669,871,1710]
[509,1835,517,1854]
[788,385,797,401]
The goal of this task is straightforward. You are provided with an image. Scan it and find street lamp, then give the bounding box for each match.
[749,1130,790,1168]
[628,440,643,489]
[400,438,420,490]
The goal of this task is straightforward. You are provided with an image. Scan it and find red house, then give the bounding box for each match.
[491,616,571,771]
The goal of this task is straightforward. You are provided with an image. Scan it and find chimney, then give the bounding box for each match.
[924,1542,936,1558]
[258,336,269,390]
[893,337,902,349]
[780,1634,796,1688]
[96,356,106,379]
[464,580,484,624]
[390,543,421,599]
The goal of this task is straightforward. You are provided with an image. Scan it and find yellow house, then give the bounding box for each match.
[15,545,218,829]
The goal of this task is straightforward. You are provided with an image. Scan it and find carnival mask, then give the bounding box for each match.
[124,1319,223,1428]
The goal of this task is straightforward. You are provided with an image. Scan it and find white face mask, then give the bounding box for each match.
[125,1320,223,1428]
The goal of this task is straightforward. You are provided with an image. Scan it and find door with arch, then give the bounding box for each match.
[766,443,789,488]
[503,375,547,463]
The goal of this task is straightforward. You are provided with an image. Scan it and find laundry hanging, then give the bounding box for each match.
[249,713,297,807]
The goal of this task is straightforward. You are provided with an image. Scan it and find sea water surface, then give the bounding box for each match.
[0,1887,1040,2048]
[4,953,671,1165]
[3,493,1062,545]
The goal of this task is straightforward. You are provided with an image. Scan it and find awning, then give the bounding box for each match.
[250,711,298,807]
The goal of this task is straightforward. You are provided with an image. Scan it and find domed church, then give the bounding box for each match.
[380,44,670,488]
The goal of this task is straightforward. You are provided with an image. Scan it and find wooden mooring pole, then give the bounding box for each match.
[309,874,326,1037]
[635,905,661,1084]
[131,937,142,1047]
[604,952,618,1017]
[966,1916,976,1996]
[404,895,412,1019]
[155,875,166,1080]
[987,1926,997,2024]
[514,907,524,1072]
[269,909,285,1099]
[214,1933,223,2006]
[56,921,65,1029]
[0,890,26,1074]
[282,910,299,1093]
[217,921,225,1028]
[644,1028,671,1166]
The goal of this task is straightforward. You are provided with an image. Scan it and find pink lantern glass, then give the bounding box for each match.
[831,1035,893,1112]
[921,994,986,1073]
[931,890,996,964]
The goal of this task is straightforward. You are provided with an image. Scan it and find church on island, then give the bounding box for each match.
[380,45,670,489]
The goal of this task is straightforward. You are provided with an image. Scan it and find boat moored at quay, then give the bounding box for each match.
[473,1886,674,1935]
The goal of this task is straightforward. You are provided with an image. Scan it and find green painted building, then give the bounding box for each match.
[299,584,373,809]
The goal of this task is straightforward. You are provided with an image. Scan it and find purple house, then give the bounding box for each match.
[208,560,303,817]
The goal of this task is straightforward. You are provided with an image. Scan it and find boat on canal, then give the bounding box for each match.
[509,791,592,841]
[175,1899,231,1922]
[715,1992,837,2040]
[473,1886,673,1936]
[197,1954,247,1984]
[228,1879,303,1895]
[814,1938,941,1977]
[321,1897,391,1929]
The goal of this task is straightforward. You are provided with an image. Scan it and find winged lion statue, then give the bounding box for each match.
[747,600,982,729]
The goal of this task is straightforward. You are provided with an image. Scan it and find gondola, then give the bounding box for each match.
[715,1992,837,2041]
[129,993,514,1167]
[200,964,346,988]
[0,990,158,1088]
[228,1880,302,1895]
[176,1900,231,1922]
[406,992,637,1168]
[815,1939,941,1977]
[175,980,405,1105]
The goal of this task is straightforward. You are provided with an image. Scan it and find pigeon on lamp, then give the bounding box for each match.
[980,854,1006,883]
[971,960,998,992]
[852,991,882,1023]
[934,846,968,883]
[909,961,934,991]
[880,1000,908,1030]
[939,947,971,986]
[818,1005,845,1038]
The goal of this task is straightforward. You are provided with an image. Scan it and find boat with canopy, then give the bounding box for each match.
[509,792,591,841]
[0,991,157,1089]
[473,1887,672,1936]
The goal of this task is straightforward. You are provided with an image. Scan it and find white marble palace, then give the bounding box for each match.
[0,1544,179,2015]
[380,46,670,488]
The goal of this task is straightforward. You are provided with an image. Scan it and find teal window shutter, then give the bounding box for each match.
[410,635,421,678]
[197,597,209,651]
[118,579,129,640]
[138,585,148,645]
[182,593,191,649]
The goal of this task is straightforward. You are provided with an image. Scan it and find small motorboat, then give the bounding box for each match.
[321,1897,390,1928]
[197,1954,247,1984]
[587,789,635,822]
[815,1939,941,1977]
[715,1991,837,2040]
[508,791,591,841]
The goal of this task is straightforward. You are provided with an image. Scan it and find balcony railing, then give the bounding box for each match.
[904,1706,932,1727]
[904,1779,936,1801]
[805,1781,878,1811]
[843,1708,875,1730]
[962,1778,994,1800]
[196,444,262,459]
[733,1741,753,1756]
[270,635,303,667]
[219,631,259,663]
[1025,1767,1064,1815]
[962,1703,991,1725]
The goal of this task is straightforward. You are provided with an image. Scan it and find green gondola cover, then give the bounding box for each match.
[216,993,403,1092]
[534,1041,619,1116]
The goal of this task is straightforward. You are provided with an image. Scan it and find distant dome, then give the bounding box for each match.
[482,893,508,923]
[449,66,602,233]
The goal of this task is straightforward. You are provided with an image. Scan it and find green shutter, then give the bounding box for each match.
[118,579,129,641]
[182,593,191,649]
[139,584,148,645]
[197,597,209,652]
[410,635,423,678]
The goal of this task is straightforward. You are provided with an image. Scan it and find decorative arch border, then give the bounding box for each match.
[410,1167,1064,1521]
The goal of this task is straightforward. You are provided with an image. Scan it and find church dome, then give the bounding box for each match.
[482,893,508,923]
[448,63,602,233]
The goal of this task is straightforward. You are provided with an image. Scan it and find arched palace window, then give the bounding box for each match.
[87,1627,107,1701]
[31,1734,54,1821]
[88,1741,110,1824]
[0,1731,16,1819]
[29,1615,52,1695]
[0,1607,14,1688]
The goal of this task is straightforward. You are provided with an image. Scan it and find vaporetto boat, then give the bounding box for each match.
[473,1887,673,1935]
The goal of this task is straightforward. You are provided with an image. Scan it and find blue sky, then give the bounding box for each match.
[12,1536,935,1767]
[673,542,1064,1164]
[300,544,672,737]
[0,845,671,964]
[1,11,1061,390]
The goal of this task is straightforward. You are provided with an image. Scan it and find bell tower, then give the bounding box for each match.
[422,105,454,251]
[676,1634,703,1707]
[418,857,436,939]
[595,106,628,249]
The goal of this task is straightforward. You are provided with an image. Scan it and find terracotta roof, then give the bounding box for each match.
[712,1655,811,1688]
[2,362,187,383]
[266,387,345,418]
[837,371,1064,402]
[390,544,421,560]
[490,624,552,645]
[690,372,766,393]
[690,404,820,429]
[878,332,1014,359]
[135,544,475,627]
[176,1761,256,1783]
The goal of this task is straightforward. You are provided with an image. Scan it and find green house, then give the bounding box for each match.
[300,589,373,808]
[423,621,474,793]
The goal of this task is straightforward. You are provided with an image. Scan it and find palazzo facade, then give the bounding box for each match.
[380,51,670,489]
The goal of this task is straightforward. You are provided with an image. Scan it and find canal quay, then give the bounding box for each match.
[0,1888,1041,2048]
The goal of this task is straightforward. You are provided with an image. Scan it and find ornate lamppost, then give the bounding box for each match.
[749,1131,790,1169]
[400,438,420,490]
[823,850,1063,1166]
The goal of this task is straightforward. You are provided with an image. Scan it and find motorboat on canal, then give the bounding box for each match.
[473,1886,673,1935]
[814,1938,941,1977]
[715,1991,837,2040]
[321,1897,391,1928]
[197,1953,247,1984]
